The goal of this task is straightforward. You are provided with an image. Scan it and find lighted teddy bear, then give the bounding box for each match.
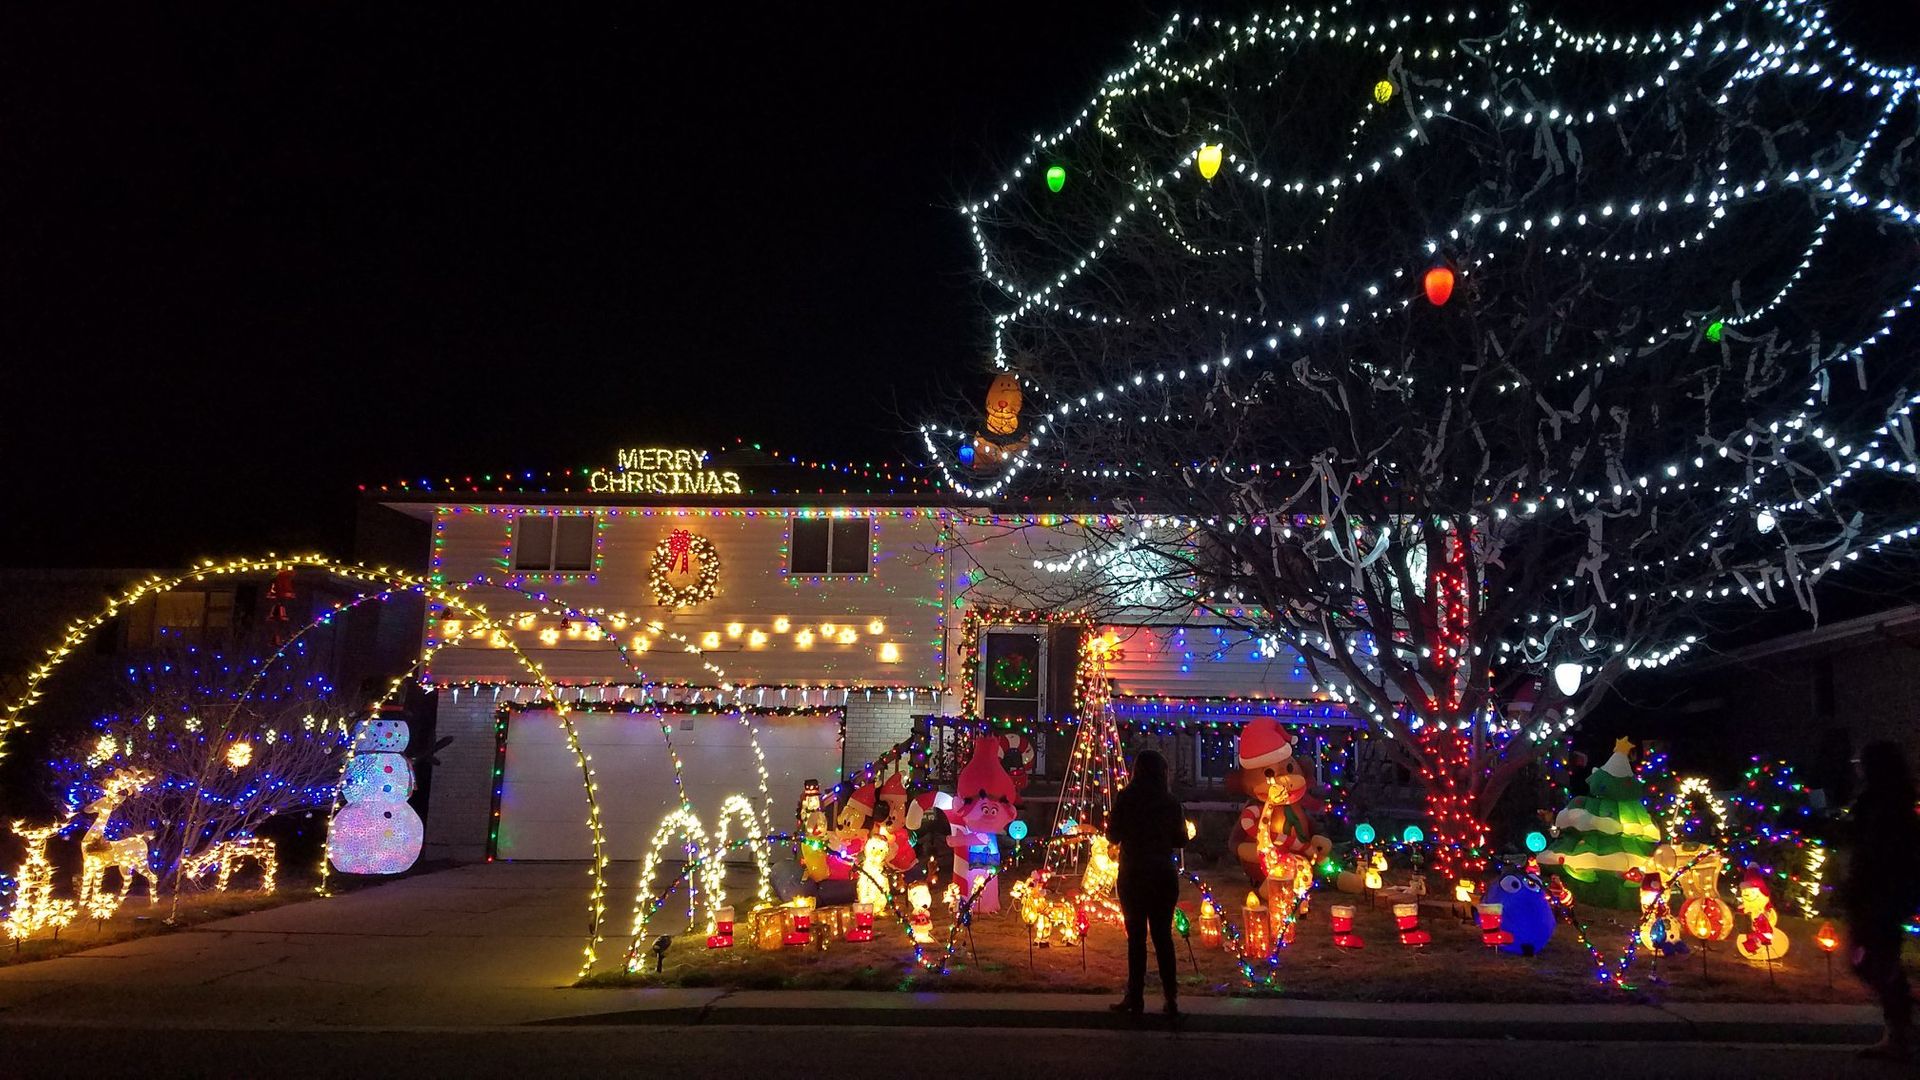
[937,734,1022,915]
[1230,717,1332,896]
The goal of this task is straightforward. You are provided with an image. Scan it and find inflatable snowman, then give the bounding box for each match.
[329,712,424,875]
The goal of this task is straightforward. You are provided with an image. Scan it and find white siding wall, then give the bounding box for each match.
[944,516,1322,706]
[412,504,1350,861]
[1098,624,1317,700]
[422,505,947,688]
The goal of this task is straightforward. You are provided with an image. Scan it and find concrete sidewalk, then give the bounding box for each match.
[0,863,1886,1044]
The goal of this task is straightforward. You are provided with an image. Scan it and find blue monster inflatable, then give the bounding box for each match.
[1480,873,1556,957]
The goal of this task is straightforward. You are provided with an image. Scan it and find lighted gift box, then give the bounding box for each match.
[751,905,785,951]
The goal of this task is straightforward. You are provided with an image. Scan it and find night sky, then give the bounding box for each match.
[2,1,1916,568]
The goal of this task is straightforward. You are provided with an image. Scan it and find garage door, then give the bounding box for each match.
[496,710,842,861]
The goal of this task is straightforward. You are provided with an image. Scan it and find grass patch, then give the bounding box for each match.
[2,886,298,967]
[582,881,1916,1004]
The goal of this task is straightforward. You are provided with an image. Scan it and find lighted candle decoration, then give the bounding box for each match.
[1242,891,1272,957]
[1196,899,1223,947]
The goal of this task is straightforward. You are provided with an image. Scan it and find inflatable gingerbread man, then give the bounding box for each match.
[1231,717,1332,896]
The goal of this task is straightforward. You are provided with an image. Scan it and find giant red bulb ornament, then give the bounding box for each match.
[1424,265,1455,306]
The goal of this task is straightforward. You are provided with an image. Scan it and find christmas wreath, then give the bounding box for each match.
[650,529,721,607]
[990,653,1035,694]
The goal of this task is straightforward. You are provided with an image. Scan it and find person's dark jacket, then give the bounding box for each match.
[1108,783,1187,885]
[1842,791,1920,930]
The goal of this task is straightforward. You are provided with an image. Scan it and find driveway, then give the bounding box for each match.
[0,862,711,1028]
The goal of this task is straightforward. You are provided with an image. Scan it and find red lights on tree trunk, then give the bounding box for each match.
[1424,265,1455,306]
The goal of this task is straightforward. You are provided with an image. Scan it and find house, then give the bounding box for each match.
[1597,602,1920,807]
[370,445,1371,863]
[0,565,423,820]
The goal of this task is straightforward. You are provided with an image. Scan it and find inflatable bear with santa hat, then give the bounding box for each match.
[1228,717,1333,890]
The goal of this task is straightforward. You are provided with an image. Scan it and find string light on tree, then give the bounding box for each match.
[924,0,1920,879]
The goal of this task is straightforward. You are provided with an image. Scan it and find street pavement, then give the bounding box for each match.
[0,1024,1905,1079]
[0,863,1903,1078]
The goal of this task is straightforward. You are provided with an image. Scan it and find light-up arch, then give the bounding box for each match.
[0,555,614,977]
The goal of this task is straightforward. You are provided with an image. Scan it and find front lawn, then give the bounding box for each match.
[2,886,294,966]
[586,881,1911,1004]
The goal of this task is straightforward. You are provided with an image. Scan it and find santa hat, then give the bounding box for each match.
[1740,868,1771,897]
[845,782,877,818]
[956,734,1020,805]
[1237,716,1295,770]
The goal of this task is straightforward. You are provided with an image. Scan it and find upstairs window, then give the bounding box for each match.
[123,589,236,649]
[513,515,594,572]
[789,517,871,575]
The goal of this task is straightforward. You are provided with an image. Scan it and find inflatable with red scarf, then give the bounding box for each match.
[1228,716,1333,889]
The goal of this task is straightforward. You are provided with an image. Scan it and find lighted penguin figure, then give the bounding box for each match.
[329,710,424,875]
[1479,872,1556,957]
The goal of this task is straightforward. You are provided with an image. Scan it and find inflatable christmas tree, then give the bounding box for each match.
[1537,737,1661,909]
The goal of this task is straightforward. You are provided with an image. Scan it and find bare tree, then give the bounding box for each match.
[48,639,355,890]
[925,3,1920,874]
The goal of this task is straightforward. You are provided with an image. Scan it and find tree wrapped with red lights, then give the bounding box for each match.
[929,3,1920,878]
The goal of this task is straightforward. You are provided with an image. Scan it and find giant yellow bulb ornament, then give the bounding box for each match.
[1373,79,1394,104]
[1196,143,1223,180]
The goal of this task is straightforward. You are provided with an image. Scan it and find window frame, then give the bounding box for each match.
[786,515,872,577]
[511,513,599,575]
[976,625,1048,722]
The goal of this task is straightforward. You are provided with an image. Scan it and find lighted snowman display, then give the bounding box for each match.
[329,713,424,875]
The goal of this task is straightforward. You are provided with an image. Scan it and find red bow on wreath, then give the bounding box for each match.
[665,529,694,574]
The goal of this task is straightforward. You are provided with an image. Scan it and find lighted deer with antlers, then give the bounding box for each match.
[75,768,159,919]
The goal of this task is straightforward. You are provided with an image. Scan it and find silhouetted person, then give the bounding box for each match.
[1843,740,1920,1061]
[1106,748,1187,1020]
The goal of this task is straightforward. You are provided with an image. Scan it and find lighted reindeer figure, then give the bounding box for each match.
[75,769,159,920]
[183,837,278,894]
[6,820,77,943]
